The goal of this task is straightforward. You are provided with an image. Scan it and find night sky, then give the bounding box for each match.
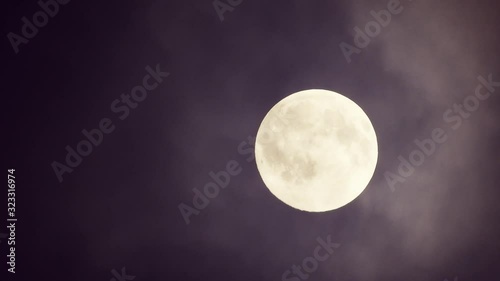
[2,0,500,281]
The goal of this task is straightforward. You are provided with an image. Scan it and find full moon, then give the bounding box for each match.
[255,89,378,212]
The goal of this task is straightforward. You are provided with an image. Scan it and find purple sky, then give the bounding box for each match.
[3,0,500,280]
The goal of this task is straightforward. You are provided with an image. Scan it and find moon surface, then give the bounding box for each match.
[255,89,378,212]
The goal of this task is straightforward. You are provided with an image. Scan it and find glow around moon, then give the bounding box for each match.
[255,89,378,212]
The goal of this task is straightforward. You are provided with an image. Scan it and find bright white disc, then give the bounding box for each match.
[255,89,378,212]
